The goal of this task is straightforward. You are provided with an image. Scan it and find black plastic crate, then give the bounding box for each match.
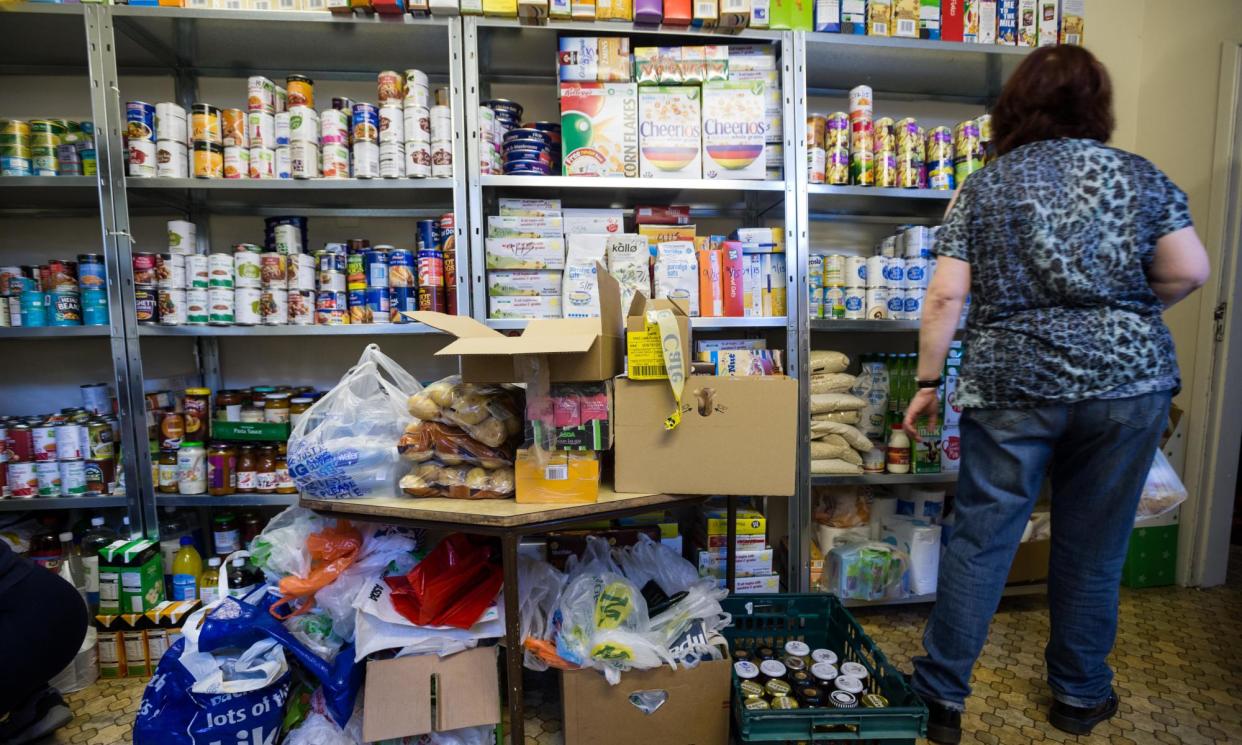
[721,594,927,743]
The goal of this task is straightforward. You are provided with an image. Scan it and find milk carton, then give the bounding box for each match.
[639,86,702,179]
[701,80,766,181]
[561,83,639,178]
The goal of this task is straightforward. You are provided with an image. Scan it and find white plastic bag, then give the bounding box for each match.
[288,344,422,500]
[518,556,566,671]
[284,712,362,745]
[250,507,324,583]
[1137,449,1189,521]
[312,530,419,645]
[614,534,699,596]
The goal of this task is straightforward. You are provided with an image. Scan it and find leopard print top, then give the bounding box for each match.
[934,138,1193,409]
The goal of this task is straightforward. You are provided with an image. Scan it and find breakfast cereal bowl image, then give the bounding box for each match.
[704,142,764,170]
[643,145,701,171]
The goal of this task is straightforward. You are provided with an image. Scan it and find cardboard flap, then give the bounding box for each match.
[404,311,502,339]
[443,332,599,357]
[595,263,623,335]
[362,647,499,742]
[626,290,651,319]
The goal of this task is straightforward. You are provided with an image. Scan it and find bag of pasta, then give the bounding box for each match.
[406,376,523,449]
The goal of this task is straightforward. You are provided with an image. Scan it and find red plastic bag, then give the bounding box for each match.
[384,534,503,629]
[270,522,364,621]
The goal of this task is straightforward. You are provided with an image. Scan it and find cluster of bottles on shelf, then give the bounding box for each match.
[159,508,266,604]
[0,118,96,177]
[28,513,126,613]
[136,214,458,327]
[125,68,451,181]
[0,257,110,330]
[807,85,994,189]
[1,383,123,499]
[149,385,322,497]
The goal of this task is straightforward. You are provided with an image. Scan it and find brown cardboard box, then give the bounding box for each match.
[614,375,797,496]
[561,658,731,745]
[362,647,500,742]
[1006,539,1050,584]
[408,268,623,384]
[625,294,692,381]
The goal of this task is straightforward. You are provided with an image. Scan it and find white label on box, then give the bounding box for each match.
[487,215,564,238]
[487,270,563,297]
[697,549,774,577]
[562,208,625,235]
[489,295,562,319]
[499,198,562,216]
[485,238,566,270]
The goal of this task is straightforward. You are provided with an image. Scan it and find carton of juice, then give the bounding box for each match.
[561,83,639,177]
[639,86,702,179]
[701,80,766,181]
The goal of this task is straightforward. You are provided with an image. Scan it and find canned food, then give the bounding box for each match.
[59,459,87,496]
[286,75,314,108]
[183,254,207,290]
[405,140,431,178]
[417,249,445,312]
[388,249,415,288]
[208,287,234,325]
[80,384,111,416]
[9,424,35,463]
[849,84,873,121]
[260,253,287,288]
[221,108,247,148]
[42,260,74,291]
[261,288,289,325]
[287,106,319,143]
[54,423,83,460]
[48,290,81,326]
[223,144,249,179]
[87,420,113,459]
[316,289,346,311]
[35,461,60,497]
[289,290,314,325]
[379,105,404,143]
[186,288,209,324]
[290,140,319,179]
[247,111,275,150]
[364,286,390,324]
[234,287,261,325]
[389,286,415,322]
[351,103,379,143]
[155,140,188,178]
[85,458,113,493]
[321,142,349,179]
[865,287,889,320]
[249,146,275,178]
[431,139,453,177]
[9,461,37,497]
[126,101,156,142]
[191,103,222,144]
[842,287,865,320]
[247,76,277,114]
[135,252,159,286]
[193,141,223,178]
[353,141,379,179]
[274,112,292,146]
[405,105,431,143]
[288,252,315,291]
[363,250,389,288]
[134,284,158,324]
[128,139,157,178]
[377,70,404,104]
[272,222,302,255]
[275,145,291,179]
[157,288,186,325]
[156,252,186,289]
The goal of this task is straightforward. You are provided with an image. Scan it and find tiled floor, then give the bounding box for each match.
[45,552,1242,745]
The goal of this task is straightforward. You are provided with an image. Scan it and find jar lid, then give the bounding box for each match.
[186,388,211,395]
[733,660,759,680]
[784,640,811,658]
[834,675,864,694]
[839,662,868,680]
[759,660,787,679]
[811,662,838,682]
[830,690,858,709]
[180,441,204,448]
[265,392,291,400]
[811,648,838,665]
[291,396,313,403]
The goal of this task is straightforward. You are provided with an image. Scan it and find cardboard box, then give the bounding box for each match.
[700,507,766,535]
[561,83,639,178]
[614,375,797,496]
[814,0,839,31]
[545,526,662,569]
[485,237,566,270]
[768,0,812,29]
[489,295,563,319]
[841,0,866,32]
[639,87,703,179]
[725,573,780,593]
[1016,0,1036,45]
[697,548,773,577]
[1122,524,1178,588]
[515,449,600,504]
[488,269,563,297]
[868,0,891,35]
[751,0,770,26]
[99,539,165,615]
[976,0,995,42]
[563,208,625,235]
[410,269,622,384]
[996,0,1016,42]
[693,531,768,551]
[634,0,663,23]
[701,81,766,181]
[1006,539,1050,584]
[893,0,918,36]
[1036,0,1057,46]
[487,215,564,239]
[919,0,941,37]
[363,648,500,742]
[561,659,730,745]
[625,294,692,381]
[664,0,692,24]
[941,0,963,40]
[1059,0,1082,44]
[499,198,561,216]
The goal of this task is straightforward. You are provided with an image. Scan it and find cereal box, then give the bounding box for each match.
[814,0,839,31]
[919,0,940,38]
[487,216,564,238]
[633,0,661,22]
[961,0,977,41]
[571,0,594,18]
[893,0,918,36]
[654,241,699,316]
[639,86,702,179]
[485,237,566,269]
[664,0,692,24]
[701,80,766,181]
[558,38,597,82]
[1037,0,1058,46]
[977,0,996,43]
[488,270,563,296]
[595,0,631,19]
[868,0,891,35]
[598,37,632,82]
[560,83,638,178]
[751,0,770,28]
[518,0,548,18]
[697,246,723,317]
[941,0,963,41]
[482,0,516,14]
[563,208,625,234]
[489,295,562,319]
[841,0,866,34]
[769,0,812,28]
[1059,0,1083,44]
[719,0,750,27]
[693,0,717,23]
[549,0,571,16]
[741,253,763,316]
[996,0,1016,43]
[1016,0,1036,45]
[638,224,696,244]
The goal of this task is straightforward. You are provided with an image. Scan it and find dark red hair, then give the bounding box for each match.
[992,45,1115,156]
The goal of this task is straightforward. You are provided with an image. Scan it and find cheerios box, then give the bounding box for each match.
[700,80,766,181]
[561,83,639,178]
[639,86,702,179]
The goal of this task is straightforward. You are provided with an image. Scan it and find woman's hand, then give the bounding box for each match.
[903,388,940,441]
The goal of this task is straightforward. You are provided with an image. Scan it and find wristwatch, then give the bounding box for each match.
[916,377,943,389]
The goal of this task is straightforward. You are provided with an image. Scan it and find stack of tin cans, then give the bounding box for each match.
[478,99,562,177]
[2,386,119,499]
[2,119,96,177]
[809,225,937,322]
[806,112,848,186]
[847,85,874,187]
[0,258,108,329]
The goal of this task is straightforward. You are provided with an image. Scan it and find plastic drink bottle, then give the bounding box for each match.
[171,535,202,601]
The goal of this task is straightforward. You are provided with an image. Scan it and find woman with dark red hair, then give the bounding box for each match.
[902,44,1210,744]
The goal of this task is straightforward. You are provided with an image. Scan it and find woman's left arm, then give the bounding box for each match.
[904,256,971,437]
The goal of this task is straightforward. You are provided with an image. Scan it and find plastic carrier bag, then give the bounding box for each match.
[288,344,421,500]
[1137,449,1189,521]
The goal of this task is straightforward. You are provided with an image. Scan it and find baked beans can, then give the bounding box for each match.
[193,141,223,178]
[235,287,261,325]
[249,146,275,178]
[191,104,222,144]
[35,461,60,497]
[289,290,315,325]
[128,139,157,177]
[59,459,87,496]
[261,288,289,325]
[126,101,156,142]
[18,290,45,327]
[204,253,232,289]
[156,252,185,289]
[186,254,209,289]
[365,287,390,324]
[156,140,188,177]
[186,288,209,324]
[247,111,275,149]
[345,253,366,290]
[209,287,234,325]
[158,287,186,325]
[287,75,314,108]
[32,424,57,462]
[379,141,404,179]
[405,140,431,178]
[274,112,292,146]
[49,290,81,326]
[404,70,430,109]
[363,250,389,288]
[248,76,277,113]
[389,286,416,322]
[275,146,291,179]
[290,140,319,179]
[223,144,249,179]
[289,252,315,291]
[55,423,83,460]
[377,70,404,104]
[321,142,350,179]
[417,249,445,312]
[84,458,113,494]
[134,284,158,324]
[9,461,36,497]
[352,141,379,179]
[352,103,379,143]
[388,250,415,288]
[260,252,287,288]
[430,139,452,177]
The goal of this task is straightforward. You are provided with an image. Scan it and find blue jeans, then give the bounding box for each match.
[912,390,1171,711]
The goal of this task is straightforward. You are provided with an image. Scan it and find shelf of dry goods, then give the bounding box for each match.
[472,16,783,39]
[138,323,441,337]
[485,316,789,331]
[0,176,102,213]
[0,326,111,339]
[480,174,786,212]
[0,496,128,512]
[154,493,299,507]
[125,177,456,215]
[811,472,958,486]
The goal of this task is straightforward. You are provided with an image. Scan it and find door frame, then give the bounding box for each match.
[1179,40,1242,587]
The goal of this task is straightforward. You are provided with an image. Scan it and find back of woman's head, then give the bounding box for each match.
[992,44,1115,156]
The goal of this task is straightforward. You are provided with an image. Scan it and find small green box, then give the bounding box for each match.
[769,0,814,29]
[211,421,290,442]
[1121,524,1179,588]
[100,539,166,614]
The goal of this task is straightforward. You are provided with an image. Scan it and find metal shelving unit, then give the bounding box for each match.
[0,326,112,339]
[811,472,958,486]
[138,323,442,336]
[153,493,299,507]
[0,496,129,512]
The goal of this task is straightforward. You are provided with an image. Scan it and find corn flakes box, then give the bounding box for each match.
[701,80,766,181]
[561,83,639,178]
[639,87,702,179]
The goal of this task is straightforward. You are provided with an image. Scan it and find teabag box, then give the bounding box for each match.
[561,83,639,177]
[638,86,702,179]
[700,80,766,180]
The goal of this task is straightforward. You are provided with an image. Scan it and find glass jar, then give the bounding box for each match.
[275,452,296,493]
[264,392,291,423]
[250,386,276,406]
[184,387,211,440]
[207,442,234,496]
[160,411,184,449]
[213,512,241,555]
[240,511,264,545]
[177,441,207,494]
[235,445,257,493]
[215,390,243,422]
[157,448,179,493]
[240,406,264,423]
[289,396,313,430]
[255,445,277,493]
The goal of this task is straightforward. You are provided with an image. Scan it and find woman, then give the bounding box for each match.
[902,45,1210,744]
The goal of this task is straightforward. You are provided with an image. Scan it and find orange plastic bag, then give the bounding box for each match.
[269,521,363,621]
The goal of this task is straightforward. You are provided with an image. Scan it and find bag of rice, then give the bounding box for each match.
[810,350,849,374]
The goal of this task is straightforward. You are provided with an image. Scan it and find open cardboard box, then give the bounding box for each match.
[561,658,731,745]
[362,647,500,742]
[407,266,623,384]
[1006,539,1051,584]
[624,294,691,380]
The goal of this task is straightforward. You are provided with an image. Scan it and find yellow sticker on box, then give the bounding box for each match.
[627,318,672,380]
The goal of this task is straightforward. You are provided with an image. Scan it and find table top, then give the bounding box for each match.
[300,484,705,533]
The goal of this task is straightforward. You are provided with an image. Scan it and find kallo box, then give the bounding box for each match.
[639,86,702,179]
[561,83,639,178]
[701,80,766,181]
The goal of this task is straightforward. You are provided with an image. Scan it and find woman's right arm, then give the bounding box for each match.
[1148,227,1210,308]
